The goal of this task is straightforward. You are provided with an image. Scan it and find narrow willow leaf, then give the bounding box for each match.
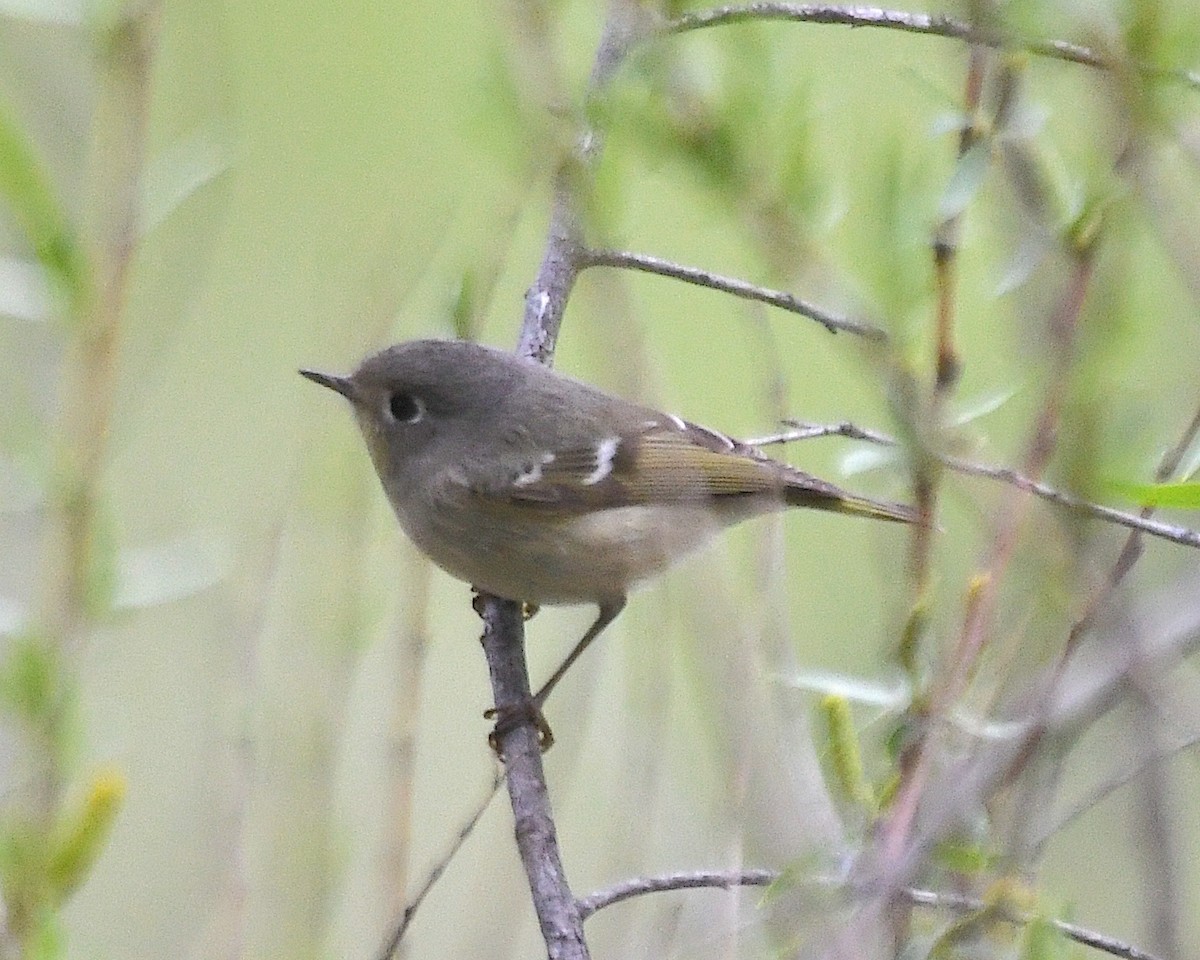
[952,386,1020,427]
[938,140,991,220]
[47,768,126,904]
[932,838,996,874]
[947,708,1028,741]
[0,0,81,24]
[1020,913,1068,960]
[114,530,232,610]
[139,130,228,234]
[994,231,1053,296]
[819,694,875,812]
[0,98,86,314]
[929,109,970,138]
[783,670,909,709]
[0,635,64,729]
[0,597,25,636]
[1180,440,1200,481]
[0,257,51,321]
[1107,479,1200,509]
[839,445,899,477]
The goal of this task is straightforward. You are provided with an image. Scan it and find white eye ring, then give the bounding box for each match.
[387,391,424,424]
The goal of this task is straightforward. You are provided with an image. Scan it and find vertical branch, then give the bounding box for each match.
[888,42,991,890]
[905,39,989,610]
[879,236,1099,872]
[947,246,1095,691]
[37,6,159,649]
[881,48,1102,865]
[6,4,159,955]
[933,46,986,391]
[478,4,641,959]
[515,13,634,364]
[379,562,432,929]
[481,603,589,959]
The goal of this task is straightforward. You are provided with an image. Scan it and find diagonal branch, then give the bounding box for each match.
[748,420,1200,551]
[581,248,888,340]
[376,772,506,960]
[664,4,1200,92]
[578,869,1165,960]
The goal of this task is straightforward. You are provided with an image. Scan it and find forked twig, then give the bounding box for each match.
[749,420,1200,551]
[665,4,1200,92]
[581,248,887,340]
[578,869,1164,960]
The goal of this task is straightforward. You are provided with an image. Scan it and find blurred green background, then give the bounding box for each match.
[2,0,1199,957]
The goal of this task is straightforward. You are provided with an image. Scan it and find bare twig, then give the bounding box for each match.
[515,12,638,365]
[910,43,991,594]
[1036,721,1200,846]
[376,771,506,960]
[939,457,1200,550]
[479,601,589,959]
[902,886,1165,960]
[480,6,646,960]
[577,869,776,918]
[1068,399,1200,647]
[581,248,888,340]
[664,3,1200,92]
[749,420,1200,551]
[578,869,1165,960]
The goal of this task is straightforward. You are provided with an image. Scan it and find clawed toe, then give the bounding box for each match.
[485,700,555,753]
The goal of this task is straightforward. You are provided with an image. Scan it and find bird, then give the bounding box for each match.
[302,339,916,745]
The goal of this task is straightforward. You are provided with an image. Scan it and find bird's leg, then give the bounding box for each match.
[531,598,626,710]
[485,597,626,752]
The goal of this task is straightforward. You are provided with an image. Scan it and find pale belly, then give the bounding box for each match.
[398,501,754,606]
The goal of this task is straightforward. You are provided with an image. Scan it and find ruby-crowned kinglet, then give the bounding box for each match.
[301,339,915,736]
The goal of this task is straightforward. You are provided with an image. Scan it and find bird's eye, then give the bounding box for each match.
[387,391,424,423]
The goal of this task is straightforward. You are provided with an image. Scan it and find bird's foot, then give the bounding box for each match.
[470,588,539,622]
[485,699,554,753]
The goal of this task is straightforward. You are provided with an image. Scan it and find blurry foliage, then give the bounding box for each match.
[0,97,85,317]
[44,767,124,904]
[604,28,835,273]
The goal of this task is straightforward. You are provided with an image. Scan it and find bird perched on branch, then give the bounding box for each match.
[302,339,915,747]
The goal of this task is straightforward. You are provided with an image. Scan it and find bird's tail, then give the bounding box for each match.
[785,478,918,524]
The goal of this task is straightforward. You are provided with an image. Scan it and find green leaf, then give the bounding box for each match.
[758,862,804,907]
[784,670,909,709]
[47,768,126,904]
[139,129,229,234]
[938,139,991,220]
[1021,914,1068,960]
[0,0,81,24]
[994,232,1053,296]
[929,109,970,138]
[0,97,87,317]
[0,635,67,732]
[818,694,876,812]
[0,257,51,322]
[114,530,232,611]
[1107,480,1200,509]
[24,908,66,960]
[932,838,996,874]
[0,597,25,637]
[839,445,901,477]
[952,386,1020,427]
[1181,441,1200,482]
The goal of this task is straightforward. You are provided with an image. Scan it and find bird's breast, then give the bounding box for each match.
[390,494,739,606]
